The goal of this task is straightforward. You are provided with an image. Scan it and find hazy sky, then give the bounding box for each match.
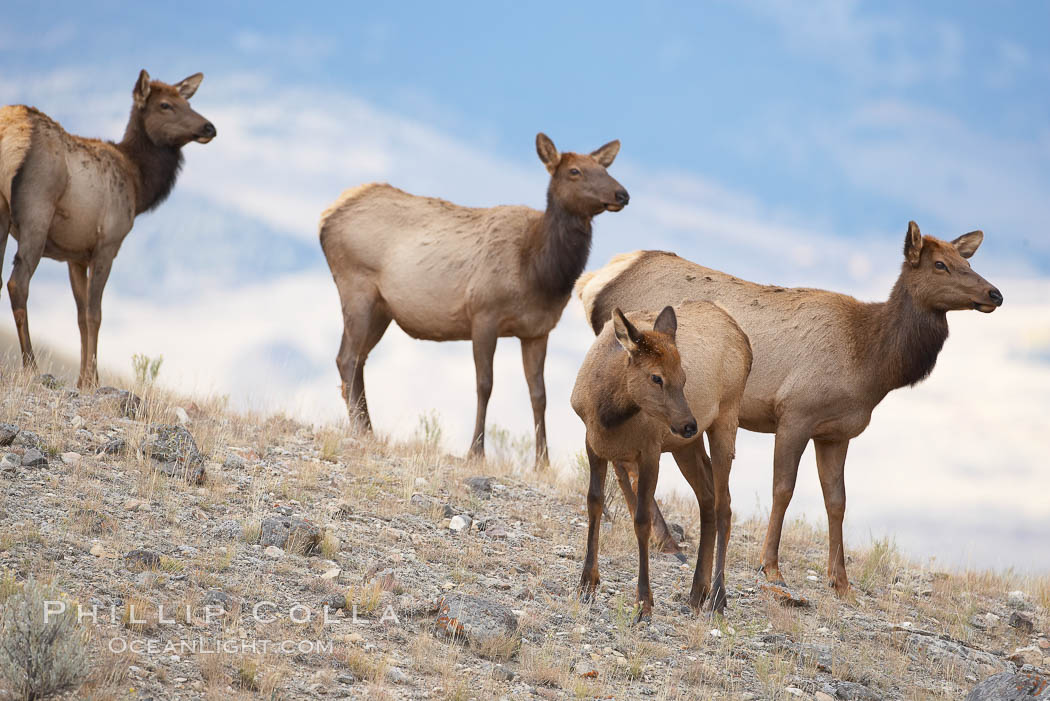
[2,1,1049,571]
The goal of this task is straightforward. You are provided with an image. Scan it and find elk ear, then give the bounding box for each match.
[174,73,204,100]
[904,221,923,267]
[951,230,983,259]
[133,69,151,108]
[591,139,621,168]
[536,133,560,174]
[612,308,642,354]
[653,305,677,341]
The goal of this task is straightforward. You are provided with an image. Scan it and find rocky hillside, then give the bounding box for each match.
[0,362,1048,701]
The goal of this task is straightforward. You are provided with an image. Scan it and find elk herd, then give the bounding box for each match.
[0,71,1004,620]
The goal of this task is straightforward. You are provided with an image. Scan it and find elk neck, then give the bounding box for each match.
[115,107,184,215]
[524,190,594,301]
[854,275,949,396]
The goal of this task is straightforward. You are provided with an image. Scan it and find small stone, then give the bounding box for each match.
[573,660,599,678]
[806,574,819,582]
[60,452,81,466]
[140,424,206,484]
[985,613,1001,627]
[464,476,494,499]
[347,632,364,644]
[124,549,161,571]
[202,590,234,611]
[414,477,427,488]
[1038,639,1049,650]
[1009,611,1035,633]
[1,453,20,472]
[264,545,284,559]
[435,593,521,660]
[0,423,18,446]
[223,453,246,470]
[1008,590,1028,608]
[124,499,146,511]
[214,519,243,541]
[259,516,321,553]
[173,407,190,425]
[21,448,47,467]
[95,386,142,418]
[70,415,85,429]
[385,667,408,684]
[89,544,112,558]
[784,689,804,698]
[492,664,515,682]
[709,628,723,638]
[37,373,61,389]
[14,430,40,448]
[449,515,472,533]
[100,438,126,455]
[323,592,348,610]
[320,568,341,581]
[134,572,158,588]
[815,693,835,701]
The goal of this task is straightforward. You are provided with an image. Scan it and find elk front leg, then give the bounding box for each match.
[761,426,810,586]
[68,263,91,387]
[815,438,850,596]
[707,418,738,616]
[613,461,686,561]
[520,335,549,469]
[671,445,715,611]
[80,256,115,389]
[633,454,660,621]
[578,443,607,601]
[468,318,499,459]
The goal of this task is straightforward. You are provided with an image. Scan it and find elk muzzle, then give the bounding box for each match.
[973,287,1003,313]
[195,121,217,144]
[605,188,630,212]
[670,418,698,439]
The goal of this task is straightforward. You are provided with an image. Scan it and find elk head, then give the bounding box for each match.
[133,70,217,147]
[611,306,697,438]
[536,133,629,216]
[901,221,1003,313]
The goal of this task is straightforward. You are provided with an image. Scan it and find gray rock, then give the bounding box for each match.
[1,453,19,472]
[14,430,40,448]
[965,672,1050,700]
[215,519,244,541]
[73,429,93,443]
[140,424,206,484]
[821,681,882,701]
[95,386,142,418]
[37,373,61,390]
[223,453,246,470]
[259,516,321,553]
[202,590,235,611]
[99,437,127,456]
[385,667,408,684]
[124,549,161,571]
[492,665,515,682]
[21,448,48,467]
[1010,611,1036,633]
[907,633,1015,677]
[323,592,348,610]
[449,514,472,533]
[435,593,521,660]
[465,476,494,499]
[0,423,18,446]
[668,522,686,543]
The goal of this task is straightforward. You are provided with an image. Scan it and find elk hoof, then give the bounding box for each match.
[578,585,598,604]
[673,551,688,564]
[631,608,652,626]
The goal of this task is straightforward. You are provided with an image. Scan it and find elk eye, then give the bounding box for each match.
[569,168,581,176]
[934,261,947,271]
[650,375,663,386]
[159,102,173,110]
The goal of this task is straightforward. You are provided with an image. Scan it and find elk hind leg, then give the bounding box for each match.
[334,278,390,431]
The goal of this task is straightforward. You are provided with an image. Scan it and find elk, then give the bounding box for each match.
[0,70,215,388]
[572,303,752,618]
[576,223,1003,594]
[319,133,628,466]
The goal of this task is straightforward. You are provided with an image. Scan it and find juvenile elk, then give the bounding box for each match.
[320,133,628,467]
[572,303,752,618]
[0,70,215,388]
[576,222,1003,595]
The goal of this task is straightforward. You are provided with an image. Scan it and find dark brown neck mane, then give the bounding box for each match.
[525,190,594,301]
[115,107,183,215]
[858,274,949,394]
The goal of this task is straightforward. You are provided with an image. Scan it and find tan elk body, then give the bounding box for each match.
[572,302,751,617]
[320,134,628,465]
[0,70,215,387]
[576,223,1003,593]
